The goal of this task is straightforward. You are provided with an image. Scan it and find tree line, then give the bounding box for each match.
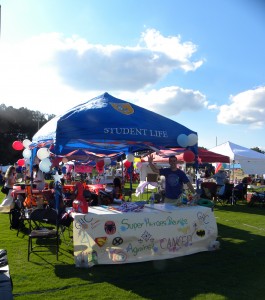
[0,103,264,166]
[0,104,55,165]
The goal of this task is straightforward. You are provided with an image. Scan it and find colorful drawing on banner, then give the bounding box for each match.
[74,215,94,230]
[74,216,95,244]
[197,211,210,225]
[112,237,123,246]
[95,237,108,247]
[88,250,98,266]
[120,225,127,232]
[196,230,206,237]
[177,223,191,234]
[139,230,153,243]
[91,220,101,230]
[153,246,159,253]
[104,221,116,235]
[160,235,193,252]
[126,242,155,256]
[108,249,127,263]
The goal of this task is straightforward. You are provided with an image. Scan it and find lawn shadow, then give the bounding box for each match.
[54,220,265,300]
[214,201,265,217]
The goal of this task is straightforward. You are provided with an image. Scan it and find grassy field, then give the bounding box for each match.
[1,188,265,300]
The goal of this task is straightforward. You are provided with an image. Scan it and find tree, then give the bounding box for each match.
[0,104,55,165]
[251,147,265,154]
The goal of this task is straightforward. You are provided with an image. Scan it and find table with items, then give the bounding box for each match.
[73,202,218,268]
[63,184,106,195]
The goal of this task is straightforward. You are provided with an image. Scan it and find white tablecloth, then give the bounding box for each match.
[73,204,218,267]
[135,181,158,197]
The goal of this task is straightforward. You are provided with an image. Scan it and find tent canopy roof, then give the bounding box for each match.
[32,93,198,156]
[141,148,230,163]
[210,141,265,174]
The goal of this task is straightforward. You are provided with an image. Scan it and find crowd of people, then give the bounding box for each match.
[1,155,265,213]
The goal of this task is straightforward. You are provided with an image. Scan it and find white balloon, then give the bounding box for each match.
[37,147,50,160]
[187,133,198,146]
[177,134,188,147]
[104,157,111,165]
[127,153,134,162]
[22,148,31,159]
[22,139,31,149]
[39,162,50,173]
[39,159,51,173]
[41,157,52,167]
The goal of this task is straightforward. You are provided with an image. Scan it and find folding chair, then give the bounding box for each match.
[216,183,234,205]
[200,182,217,201]
[28,208,59,261]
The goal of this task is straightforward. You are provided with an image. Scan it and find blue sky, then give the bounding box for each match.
[0,0,265,150]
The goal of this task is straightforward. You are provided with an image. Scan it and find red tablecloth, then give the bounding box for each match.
[86,184,106,195]
[11,189,53,200]
[63,184,106,195]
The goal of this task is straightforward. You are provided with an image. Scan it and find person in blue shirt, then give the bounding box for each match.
[212,169,227,187]
[148,154,198,205]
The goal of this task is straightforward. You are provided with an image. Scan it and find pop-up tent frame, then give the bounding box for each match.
[31,92,199,193]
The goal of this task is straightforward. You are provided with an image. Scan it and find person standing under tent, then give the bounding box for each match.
[33,164,45,190]
[148,154,199,206]
[0,166,17,212]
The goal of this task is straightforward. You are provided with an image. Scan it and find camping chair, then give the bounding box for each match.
[248,192,265,207]
[216,183,235,205]
[200,182,217,201]
[59,211,73,246]
[28,208,59,261]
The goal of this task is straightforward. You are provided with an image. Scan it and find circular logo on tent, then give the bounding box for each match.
[110,103,134,115]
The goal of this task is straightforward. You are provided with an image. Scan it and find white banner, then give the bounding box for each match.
[73,204,218,268]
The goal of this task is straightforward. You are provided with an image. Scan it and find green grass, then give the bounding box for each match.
[1,189,265,300]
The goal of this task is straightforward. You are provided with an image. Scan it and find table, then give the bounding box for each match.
[63,184,106,195]
[73,204,218,268]
[11,189,53,200]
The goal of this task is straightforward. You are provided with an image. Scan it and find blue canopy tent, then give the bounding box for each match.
[32,93,198,155]
[32,92,198,193]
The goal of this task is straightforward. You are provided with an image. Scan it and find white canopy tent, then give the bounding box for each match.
[209,141,265,175]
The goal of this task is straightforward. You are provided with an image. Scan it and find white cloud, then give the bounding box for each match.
[118,87,208,116]
[53,28,204,91]
[140,29,203,72]
[0,29,204,115]
[217,86,265,127]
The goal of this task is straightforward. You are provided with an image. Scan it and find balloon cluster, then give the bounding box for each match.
[177,133,198,147]
[12,139,32,166]
[12,139,52,172]
[37,148,52,172]
[123,153,135,169]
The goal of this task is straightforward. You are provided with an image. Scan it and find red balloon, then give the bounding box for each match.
[96,160,104,168]
[183,150,195,163]
[12,141,24,151]
[17,158,25,166]
[124,160,131,168]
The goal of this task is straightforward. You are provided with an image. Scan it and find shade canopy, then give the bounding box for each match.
[210,141,265,174]
[32,93,198,156]
[141,148,230,163]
